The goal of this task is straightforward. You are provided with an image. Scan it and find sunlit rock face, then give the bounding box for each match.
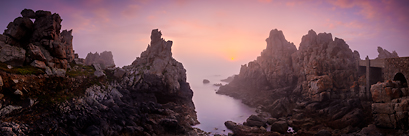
[292,30,360,101]
[218,29,370,135]
[237,29,297,90]
[220,29,360,101]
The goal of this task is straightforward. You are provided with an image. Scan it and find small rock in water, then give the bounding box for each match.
[203,79,210,84]
[213,83,222,87]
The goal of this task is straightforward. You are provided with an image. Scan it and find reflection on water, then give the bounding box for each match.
[190,74,256,135]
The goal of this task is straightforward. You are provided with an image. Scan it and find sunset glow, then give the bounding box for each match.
[0,0,408,76]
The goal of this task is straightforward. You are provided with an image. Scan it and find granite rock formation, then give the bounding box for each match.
[371,80,409,129]
[84,51,115,69]
[0,9,78,77]
[123,29,196,109]
[376,46,399,59]
[0,9,199,136]
[218,29,380,135]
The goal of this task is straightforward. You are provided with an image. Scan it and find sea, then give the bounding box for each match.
[187,72,256,135]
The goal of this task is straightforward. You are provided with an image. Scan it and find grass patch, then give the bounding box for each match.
[66,64,95,77]
[0,62,44,75]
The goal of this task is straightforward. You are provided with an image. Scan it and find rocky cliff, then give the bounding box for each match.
[0,9,199,136]
[218,29,406,135]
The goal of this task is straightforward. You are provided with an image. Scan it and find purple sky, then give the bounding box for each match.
[1,0,408,75]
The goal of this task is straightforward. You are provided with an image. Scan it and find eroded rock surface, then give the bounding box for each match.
[218,29,374,135]
[0,9,200,136]
[0,9,79,76]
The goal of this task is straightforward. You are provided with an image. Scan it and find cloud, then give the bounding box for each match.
[92,8,111,22]
[258,0,272,3]
[328,0,383,20]
[121,4,140,18]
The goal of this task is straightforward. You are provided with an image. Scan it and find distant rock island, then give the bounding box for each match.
[218,29,408,135]
[85,51,115,69]
[0,9,200,135]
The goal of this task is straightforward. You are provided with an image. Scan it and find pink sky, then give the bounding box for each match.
[1,0,408,75]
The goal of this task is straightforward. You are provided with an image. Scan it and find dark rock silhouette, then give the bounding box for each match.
[0,9,199,136]
[0,9,78,76]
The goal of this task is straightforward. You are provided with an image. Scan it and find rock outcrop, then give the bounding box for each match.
[84,51,115,69]
[235,29,297,90]
[371,80,409,129]
[376,46,399,59]
[218,29,372,135]
[1,9,79,77]
[123,29,196,109]
[0,9,199,136]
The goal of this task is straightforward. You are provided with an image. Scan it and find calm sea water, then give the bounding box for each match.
[188,73,256,135]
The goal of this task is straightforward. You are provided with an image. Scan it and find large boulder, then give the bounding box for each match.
[371,80,409,129]
[27,43,46,61]
[371,80,404,103]
[1,9,76,72]
[21,9,35,19]
[31,10,61,42]
[3,17,33,42]
[0,42,26,67]
[245,115,267,127]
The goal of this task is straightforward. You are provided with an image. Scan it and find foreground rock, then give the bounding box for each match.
[224,121,279,136]
[1,8,79,77]
[0,9,200,136]
[371,80,409,130]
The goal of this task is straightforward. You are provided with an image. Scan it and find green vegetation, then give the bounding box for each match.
[66,63,95,77]
[0,62,44,75]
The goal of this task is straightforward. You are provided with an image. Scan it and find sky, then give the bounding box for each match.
[1,0,408,77]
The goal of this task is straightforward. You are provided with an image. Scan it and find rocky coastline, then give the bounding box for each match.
[0,9,200,135]
[218,29,409,135]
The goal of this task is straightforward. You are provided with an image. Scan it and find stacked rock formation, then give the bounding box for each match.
[236,29,297,90]
[0,9,200,136]
[0,9,77,77]
[122,29,195,108]
[219,29,375,135]
[371,80,409,129]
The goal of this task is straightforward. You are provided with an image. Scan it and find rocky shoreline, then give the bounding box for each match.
[218,29,409,135]
[0,9,201,135]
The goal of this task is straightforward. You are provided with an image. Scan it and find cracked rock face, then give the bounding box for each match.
[124,29,193,108]
[0,9,77,76]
